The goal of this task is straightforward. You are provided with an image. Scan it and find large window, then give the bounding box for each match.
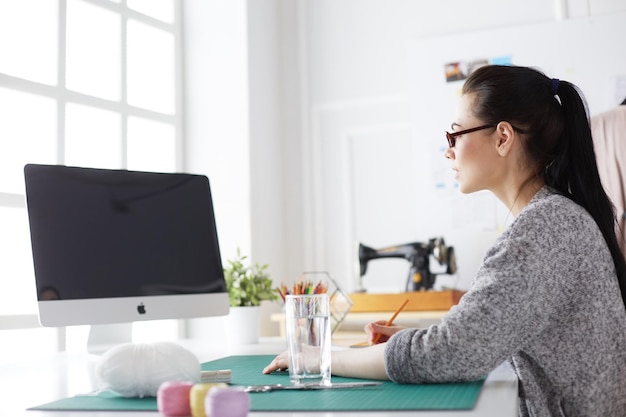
[0,0,181,362]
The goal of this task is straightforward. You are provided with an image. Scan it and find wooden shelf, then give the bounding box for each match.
[348,290,465,312]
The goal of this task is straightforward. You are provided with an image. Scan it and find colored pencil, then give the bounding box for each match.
[277,279,328,301]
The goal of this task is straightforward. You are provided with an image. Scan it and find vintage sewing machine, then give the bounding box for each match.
[356,238,457,292]
[351,238,462,312]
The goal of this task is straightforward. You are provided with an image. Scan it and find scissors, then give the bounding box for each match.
[244,381,382,393]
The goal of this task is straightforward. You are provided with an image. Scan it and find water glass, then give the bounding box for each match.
[285,294,331,385]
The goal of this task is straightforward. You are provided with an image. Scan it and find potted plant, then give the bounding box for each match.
[223,249,278,344]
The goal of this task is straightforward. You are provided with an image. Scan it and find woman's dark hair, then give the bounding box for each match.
[463,64,626,306]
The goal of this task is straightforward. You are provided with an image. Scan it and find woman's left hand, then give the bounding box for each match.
[262,351,289,374]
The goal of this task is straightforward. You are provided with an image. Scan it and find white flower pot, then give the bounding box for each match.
[226,306,261,346]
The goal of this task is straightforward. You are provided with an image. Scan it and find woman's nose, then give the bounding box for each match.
[444,147,454,160]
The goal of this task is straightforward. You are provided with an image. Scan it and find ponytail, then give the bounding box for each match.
[546,81,626,305]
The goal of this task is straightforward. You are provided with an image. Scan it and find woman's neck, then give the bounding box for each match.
[507,177,544,217]
[492,176,544,217]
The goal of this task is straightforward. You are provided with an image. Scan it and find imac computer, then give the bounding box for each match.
[23,164,230,334]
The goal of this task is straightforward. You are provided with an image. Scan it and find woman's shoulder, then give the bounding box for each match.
[518,186,591,227]
[503,186,602,250]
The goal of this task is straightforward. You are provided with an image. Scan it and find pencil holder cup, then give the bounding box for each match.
[285,294,331,386]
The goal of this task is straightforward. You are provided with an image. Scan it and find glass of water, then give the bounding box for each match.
[285,294,331,386]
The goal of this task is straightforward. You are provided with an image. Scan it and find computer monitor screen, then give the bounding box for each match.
[24,164,230,327]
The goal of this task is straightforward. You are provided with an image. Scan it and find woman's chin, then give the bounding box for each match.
[457,183,475,194]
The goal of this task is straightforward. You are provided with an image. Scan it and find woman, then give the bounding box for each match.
[264,65,626,416]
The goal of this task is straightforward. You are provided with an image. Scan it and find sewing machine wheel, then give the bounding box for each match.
[432,238,447,264]
[446,247,457,275]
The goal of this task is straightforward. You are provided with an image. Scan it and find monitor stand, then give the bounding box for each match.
[87,323,133,354]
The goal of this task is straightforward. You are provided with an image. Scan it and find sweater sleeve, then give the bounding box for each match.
[384,198,592,383]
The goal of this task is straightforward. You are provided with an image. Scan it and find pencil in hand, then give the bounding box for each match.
[371,298,410,344]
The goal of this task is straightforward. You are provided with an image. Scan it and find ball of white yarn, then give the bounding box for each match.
[96,341,201,398]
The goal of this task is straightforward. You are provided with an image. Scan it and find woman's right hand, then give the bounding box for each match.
[365,320,406,345]
[262,350,289,374]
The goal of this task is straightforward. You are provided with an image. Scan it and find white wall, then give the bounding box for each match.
[183,0,303,338]
[246,0,305,335]
[183,0,626,336]
[183,0,251,261]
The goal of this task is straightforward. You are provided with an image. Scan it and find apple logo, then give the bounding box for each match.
[137,303,146,315]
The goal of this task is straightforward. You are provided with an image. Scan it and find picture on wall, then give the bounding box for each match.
[444,56,511,83]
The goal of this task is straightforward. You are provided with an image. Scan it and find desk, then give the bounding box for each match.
[1,338,518,417]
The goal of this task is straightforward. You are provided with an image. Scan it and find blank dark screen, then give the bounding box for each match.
[24,164,227,301]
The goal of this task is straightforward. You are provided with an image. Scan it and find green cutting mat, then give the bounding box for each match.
[30,355,485,412]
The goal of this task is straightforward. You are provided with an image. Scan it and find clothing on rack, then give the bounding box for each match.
[591,105,626,259]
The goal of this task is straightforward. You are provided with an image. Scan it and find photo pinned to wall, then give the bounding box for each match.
[444,56,512,83]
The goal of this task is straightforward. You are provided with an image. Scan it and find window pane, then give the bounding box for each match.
[127,0,174,24]
[127,19,175,114]
[0,207,37,315]
[66,0,121,100]
[0,0,58,85]
[65,103,122,169]
[0,88,57,194]
[127,116,176,172]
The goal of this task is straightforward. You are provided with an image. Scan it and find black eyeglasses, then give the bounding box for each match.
[445,124,495,148]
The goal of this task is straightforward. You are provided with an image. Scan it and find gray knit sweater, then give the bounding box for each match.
[384,186,626,416]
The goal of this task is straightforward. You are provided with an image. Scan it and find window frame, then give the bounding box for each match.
[0,0,184,349]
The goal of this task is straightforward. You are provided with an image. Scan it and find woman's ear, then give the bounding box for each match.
[495,121,516,157]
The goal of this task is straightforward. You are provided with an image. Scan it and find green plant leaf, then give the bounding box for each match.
[224,249,279,307]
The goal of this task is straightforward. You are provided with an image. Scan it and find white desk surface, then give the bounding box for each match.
[1,337,518,417]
